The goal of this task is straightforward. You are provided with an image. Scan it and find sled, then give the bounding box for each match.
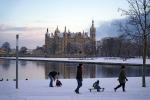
[88,88,105,92]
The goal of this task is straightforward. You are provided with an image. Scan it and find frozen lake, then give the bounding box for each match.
[0,59,150,80]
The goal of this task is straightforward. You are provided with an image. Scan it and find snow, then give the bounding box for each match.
[0,57,150,66]
[0,57,150,99]
[0,77,150,100]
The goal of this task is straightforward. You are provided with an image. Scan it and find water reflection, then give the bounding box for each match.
[44,62,96,79]
[20,61,27,67]
[0,59,150,80]
[1,60,10,70]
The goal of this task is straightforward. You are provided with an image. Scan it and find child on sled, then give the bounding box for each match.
[92,80,104,92]
[56,79,62,87]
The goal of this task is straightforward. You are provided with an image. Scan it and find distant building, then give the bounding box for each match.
[0,48,7,55]
[45,20,96,57]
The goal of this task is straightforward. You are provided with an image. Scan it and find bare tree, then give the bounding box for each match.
[148,35,150,57]
[118,0,150,87]
[1,42,11,55]
[97,36,136,58]
[19,46,27,55]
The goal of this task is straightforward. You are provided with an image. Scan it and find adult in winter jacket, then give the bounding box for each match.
[48,71,59,87]
[75,63,83,94]
[114,65,128,92]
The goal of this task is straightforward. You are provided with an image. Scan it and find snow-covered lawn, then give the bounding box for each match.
[0,77,150,100]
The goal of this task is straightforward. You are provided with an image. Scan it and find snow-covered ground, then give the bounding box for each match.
[0,77,150,100]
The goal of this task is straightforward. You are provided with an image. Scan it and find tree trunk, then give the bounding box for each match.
[142,35,147,87]
[142,0,147,87]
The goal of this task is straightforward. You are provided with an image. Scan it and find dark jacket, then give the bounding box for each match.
[56,79,62,87]
[49,71,57,79]
[118,69,127,83]
[76,66,82,80]
[93,81,99,88]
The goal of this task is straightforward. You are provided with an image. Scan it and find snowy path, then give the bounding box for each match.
[0,77,150,100]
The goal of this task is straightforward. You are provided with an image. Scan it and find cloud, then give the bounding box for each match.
[0,32,44,49]
[0,24,43,32]
[0,24,45,49]
[96,18,126,40]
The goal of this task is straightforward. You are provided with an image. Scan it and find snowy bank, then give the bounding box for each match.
[0,57,150,66]
[0,77,150,100]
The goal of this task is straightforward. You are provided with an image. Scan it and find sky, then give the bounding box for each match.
[0,0,128,49]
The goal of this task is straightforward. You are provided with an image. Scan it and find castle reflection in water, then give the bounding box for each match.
[44,62,96,79]
[0,59,150,80]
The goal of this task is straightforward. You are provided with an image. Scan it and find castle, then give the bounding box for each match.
[45,20,96,57]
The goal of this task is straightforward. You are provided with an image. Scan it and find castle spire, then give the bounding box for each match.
[90,20,96,55]
[64,26,67,33]
[92,20,94,27]
[56,26,58,30]
[55,26,60,35]
[68,29,70,33]
[90,20,96,39]
[47,28,48,33]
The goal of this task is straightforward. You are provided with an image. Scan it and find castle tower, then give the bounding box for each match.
[63,26,67,54]
[45,28,49,56]
[45,28,49,37]
[90,20,96,40]
[64,26,67,33]
[54,26,60,36]
[61,26,66,54]
[45,28,49,46]
[90,20,96,55]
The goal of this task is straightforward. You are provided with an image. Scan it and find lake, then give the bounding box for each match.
[0,59,150,80]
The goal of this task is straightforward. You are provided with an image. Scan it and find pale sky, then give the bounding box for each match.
[0,0,128,49]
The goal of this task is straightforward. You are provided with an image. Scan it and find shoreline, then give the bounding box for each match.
[0,57,150,66]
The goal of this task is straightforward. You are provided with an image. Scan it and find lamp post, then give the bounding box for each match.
[16,34,19,89]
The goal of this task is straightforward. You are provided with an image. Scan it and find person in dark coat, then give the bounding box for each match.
[75,63,83,94]
[48,71,59,87]
[114,65,128,92]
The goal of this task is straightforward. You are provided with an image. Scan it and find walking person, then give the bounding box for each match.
[114,65,128,92]
[75,63,83,94]
[48,71,59,87]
